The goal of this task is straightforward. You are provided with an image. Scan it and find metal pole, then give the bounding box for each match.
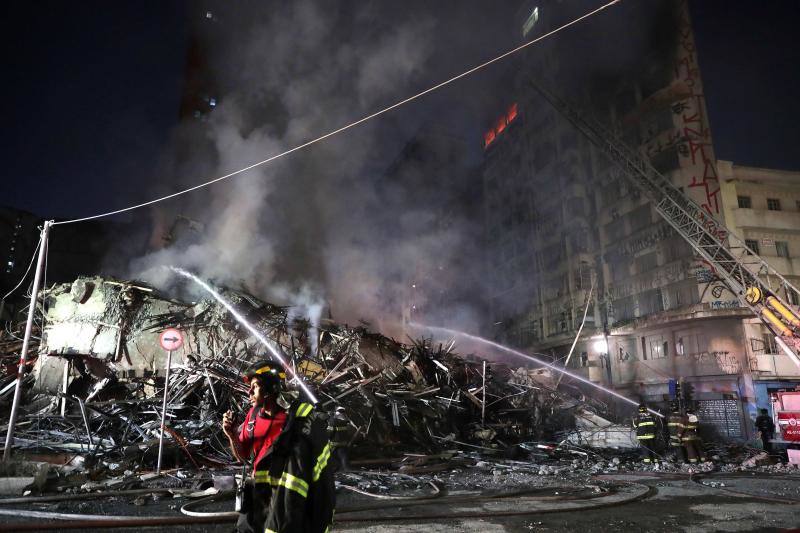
[481,360,486,426]
[77,398,93,447]
[156,349,173,474]
[3,220,51,461]
[60,359,70,417]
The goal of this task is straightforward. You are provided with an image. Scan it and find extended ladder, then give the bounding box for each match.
[532,82,800,365]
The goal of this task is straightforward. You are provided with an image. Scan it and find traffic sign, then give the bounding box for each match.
[159,328,183,351]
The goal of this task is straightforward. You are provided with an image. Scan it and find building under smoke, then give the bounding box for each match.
[482,0,800,440]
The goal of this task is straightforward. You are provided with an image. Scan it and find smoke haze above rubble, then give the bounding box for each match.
[129,0,520,337]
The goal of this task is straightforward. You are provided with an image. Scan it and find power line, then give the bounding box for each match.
[54,0,621,226]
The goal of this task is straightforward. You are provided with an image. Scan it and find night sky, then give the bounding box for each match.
[2,0,799,220]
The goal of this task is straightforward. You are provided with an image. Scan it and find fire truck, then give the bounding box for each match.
[771,390,800,443]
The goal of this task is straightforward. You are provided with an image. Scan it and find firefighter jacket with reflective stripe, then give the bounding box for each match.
[254,400,335,533]
[682,413,699,442]
[634,412,656,440]
[329,411,355,449]
[667,413,684,445]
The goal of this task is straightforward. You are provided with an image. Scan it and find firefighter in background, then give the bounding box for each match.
[634,403,659,464]
[329,405,356,472]
[222,361,335,533]
[667,401,686,463]
[755,408,776,453]
[682,407,708,463]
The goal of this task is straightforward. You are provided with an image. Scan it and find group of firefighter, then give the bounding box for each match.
[634,402,708,464]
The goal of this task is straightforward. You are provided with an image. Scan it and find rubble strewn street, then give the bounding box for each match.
[7,276,633,468]
[0,277,799,531]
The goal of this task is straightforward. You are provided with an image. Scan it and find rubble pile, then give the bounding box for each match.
[0,314,40,403]
[0,276,628,472]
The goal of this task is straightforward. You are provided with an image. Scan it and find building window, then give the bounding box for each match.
[789,290,800,306]
[776,241,790,258]
[737,195,751,208]
[767,198,782,211]
[649,339,667,359]
[796,200,800,211]
[763,334,778,355]
[745,239,760,255]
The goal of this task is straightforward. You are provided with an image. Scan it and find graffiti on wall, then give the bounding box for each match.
[674,1,720,217]
[689,350,741,374]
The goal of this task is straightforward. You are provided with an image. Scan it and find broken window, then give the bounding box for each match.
[647,336,668,359]
[676,331,706,356]
[763,333,779,354]
[737,195,751,209]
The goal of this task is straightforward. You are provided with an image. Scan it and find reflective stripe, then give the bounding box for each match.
[636,435,655,440]
[313,442,332,482]
[252,470,309,498]
[265,529,278,533]
[276,471,309,498]
[637,421,655,426]
[296,403,313,418]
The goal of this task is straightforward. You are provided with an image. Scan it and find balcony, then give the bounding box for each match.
[732,207,800,234]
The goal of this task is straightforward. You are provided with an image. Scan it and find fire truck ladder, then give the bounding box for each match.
[532,82,800,366]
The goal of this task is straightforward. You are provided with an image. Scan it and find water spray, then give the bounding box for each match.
[169,267,319,404]
[410,322,664,418]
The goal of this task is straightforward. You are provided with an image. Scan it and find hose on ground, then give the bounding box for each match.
[337,480,442,500]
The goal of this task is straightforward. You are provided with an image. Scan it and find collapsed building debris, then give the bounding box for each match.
[1,276,634,473]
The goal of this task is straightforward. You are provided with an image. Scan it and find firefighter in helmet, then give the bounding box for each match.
[682,407,707,463]
[634,403,659,464]
[666,401,686,463]
[222,361,335,533]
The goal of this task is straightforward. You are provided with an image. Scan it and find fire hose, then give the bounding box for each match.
[0,481,651,530]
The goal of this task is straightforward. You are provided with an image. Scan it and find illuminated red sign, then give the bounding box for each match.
[484,103,519,149]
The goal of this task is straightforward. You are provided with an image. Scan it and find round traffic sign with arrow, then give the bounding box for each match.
[159,328,183,351]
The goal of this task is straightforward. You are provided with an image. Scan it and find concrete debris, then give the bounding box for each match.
[1,276,628,475]
[1,275,796,504]
[741,452,771,468]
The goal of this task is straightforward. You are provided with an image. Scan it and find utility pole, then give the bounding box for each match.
[3,220,52,461]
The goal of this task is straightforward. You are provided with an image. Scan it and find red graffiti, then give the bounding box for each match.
[673,1,719,216]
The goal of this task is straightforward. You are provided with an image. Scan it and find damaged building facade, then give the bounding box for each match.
[5,275,634,462]
[483,0,800,440]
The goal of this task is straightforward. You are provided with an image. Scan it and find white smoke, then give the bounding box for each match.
[128,1,507,337]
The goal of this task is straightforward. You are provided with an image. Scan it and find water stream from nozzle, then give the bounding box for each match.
[410,322,663,418]
[169,266,318,404]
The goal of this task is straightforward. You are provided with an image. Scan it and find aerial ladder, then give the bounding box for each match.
[531,82,800,368]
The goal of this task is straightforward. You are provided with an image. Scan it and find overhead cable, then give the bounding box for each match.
[54,0,621,226]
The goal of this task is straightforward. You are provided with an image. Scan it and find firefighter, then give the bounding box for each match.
[682,407,707,463]
[755,408,776,453]
[634,403,659,464]
[222,361,335,533]
[329,405,356,472]
[666,401,686,463]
